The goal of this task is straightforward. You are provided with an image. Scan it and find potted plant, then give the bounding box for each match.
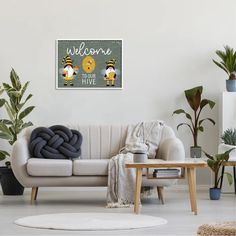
[204,149,233,200]
[173,86,215,158]
[218,128,236,161]
[213,45,236,92]
[0,68,35,195]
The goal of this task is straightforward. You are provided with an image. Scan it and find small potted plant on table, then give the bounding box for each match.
[219,128,236,161]
[0,69,35,195]
[213,45,236,92]
[205,149,233,200]
[173,86,215,158]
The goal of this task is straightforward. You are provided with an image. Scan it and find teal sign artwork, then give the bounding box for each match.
[56,40,122,89]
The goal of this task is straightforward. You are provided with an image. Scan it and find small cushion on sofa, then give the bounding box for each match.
[27,158,72,176]
[73,159,109,176]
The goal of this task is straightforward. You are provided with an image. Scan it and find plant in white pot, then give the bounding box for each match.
[213,46,236,92]
[204,149,233,200]
[0,68,35,195]
[173,86,215,158]
[219,129,236,161]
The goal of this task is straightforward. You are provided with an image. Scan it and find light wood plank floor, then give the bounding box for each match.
[0,186,235,235]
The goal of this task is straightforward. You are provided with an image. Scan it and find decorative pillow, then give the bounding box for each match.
[29,125,83,160]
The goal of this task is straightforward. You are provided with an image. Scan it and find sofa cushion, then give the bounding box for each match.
[73,159,109,176]
[27,158,72,176]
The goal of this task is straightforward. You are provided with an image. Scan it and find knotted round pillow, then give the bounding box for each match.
[29,125,83,159]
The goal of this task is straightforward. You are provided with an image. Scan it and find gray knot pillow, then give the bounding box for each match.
[29,125,83,159]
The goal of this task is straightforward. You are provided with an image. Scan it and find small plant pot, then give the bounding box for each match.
[190,146,201,158]
[226,80,236,92]
[133,152,147,163]
[209,188,221,200]
[0,167,24,195]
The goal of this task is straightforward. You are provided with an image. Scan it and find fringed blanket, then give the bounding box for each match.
[107,120,164,208]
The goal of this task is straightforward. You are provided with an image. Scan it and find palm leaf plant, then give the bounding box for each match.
[173,86,215,157]
[0,68,35,166]
[204,149,233,189]
[213,46,236,80]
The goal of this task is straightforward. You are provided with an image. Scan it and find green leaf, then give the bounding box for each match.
[8,91,21,98]
[17,94,33,111]
[177,123,193,133]
[199,118,216,126]
[0,150,10,161]
[200,99,215,110]
[19,81,30,101]
[184,86,202,111]
[10,68,21,90]
[0,99,5,107]
[2,83,12,91]
[4,101,15,121]
[0,122,12,136]
[173,109,192,120]
[0,132,13,140]
[203,151,214,160]
[198,126,204,132]
[0,119,13,125]
[212,59,229,75]
[18,106,35,120]
[224,172,233,185]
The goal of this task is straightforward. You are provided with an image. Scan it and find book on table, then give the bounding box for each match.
[153,168,180,177]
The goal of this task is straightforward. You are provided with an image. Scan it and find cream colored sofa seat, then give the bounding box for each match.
[11,124,185,202]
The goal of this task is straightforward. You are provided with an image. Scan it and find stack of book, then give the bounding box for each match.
[153,168,180,178]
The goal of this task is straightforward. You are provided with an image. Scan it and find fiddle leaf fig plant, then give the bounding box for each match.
[213,46,236,80]
[0,69,35,164]
[204,149,233,189]
[0,86,10,161]
[173,86,215,147]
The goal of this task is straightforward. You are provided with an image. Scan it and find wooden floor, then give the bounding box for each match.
[0,186,235,235]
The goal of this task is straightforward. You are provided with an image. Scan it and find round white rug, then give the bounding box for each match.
[15,213,167,231]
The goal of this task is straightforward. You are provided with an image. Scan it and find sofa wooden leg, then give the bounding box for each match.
[31,187,38,204]
[157,186,164,204]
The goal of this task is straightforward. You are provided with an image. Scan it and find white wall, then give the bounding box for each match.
[0,0,235,184]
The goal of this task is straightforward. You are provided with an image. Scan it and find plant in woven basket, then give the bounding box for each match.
[0,68,35,166]
[221,128,236,146]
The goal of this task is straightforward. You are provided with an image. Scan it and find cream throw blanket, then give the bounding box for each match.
[107,121,164,208]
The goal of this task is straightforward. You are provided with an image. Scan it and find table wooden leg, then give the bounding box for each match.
[220,166,225,189]
[233,166,236,194]
[134,168,142,214]
[187,167,197,215]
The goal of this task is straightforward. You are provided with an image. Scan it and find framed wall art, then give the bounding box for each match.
[56,39,123,89]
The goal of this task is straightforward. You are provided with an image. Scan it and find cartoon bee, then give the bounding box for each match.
[103,59,117,87]
[61,55,79,86]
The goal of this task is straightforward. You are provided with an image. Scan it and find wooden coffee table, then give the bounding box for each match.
[125,158,207,215]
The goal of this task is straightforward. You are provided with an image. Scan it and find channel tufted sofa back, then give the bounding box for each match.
[23,124,176,159]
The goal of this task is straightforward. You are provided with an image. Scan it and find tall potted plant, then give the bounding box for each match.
[204,149,233,200]
[213,45,236,92]
[0,68,35,195]
[173,86,215,158]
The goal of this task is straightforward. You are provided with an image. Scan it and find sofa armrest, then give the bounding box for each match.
[157,138,185,161]
[11,137,31,187]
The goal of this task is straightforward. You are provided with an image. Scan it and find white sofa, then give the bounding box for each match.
[11,124,185,203]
